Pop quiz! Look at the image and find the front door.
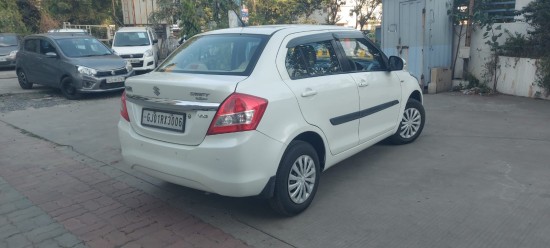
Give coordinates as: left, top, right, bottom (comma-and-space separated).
336, 37, 402, 143
279, 35, 360, 155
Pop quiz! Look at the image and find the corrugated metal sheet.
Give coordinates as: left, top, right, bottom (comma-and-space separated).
382, 0, 453, 86
121, 0, 158, 25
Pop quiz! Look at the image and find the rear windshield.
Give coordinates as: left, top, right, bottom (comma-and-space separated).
114, 32, 150, 46
55, 38, 113, 58
157, 34, 268, 76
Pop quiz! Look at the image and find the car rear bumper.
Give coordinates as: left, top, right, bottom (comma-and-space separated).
118, 119, 284, 197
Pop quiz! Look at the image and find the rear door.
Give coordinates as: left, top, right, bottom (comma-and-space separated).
279, 33, 360, 155
335, 36, 402, 143
19, 38, 40, 83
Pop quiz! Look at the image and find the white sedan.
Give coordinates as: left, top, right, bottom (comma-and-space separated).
118, 25, 425, 216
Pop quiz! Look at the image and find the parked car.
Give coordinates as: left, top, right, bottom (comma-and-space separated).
0, 33, 22, 69
112, 27, 159, 73
118, 25, 425, 216
16, 33, 134, 99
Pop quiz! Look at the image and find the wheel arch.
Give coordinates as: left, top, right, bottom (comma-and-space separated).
409, 90, 423, 104
292, 131, 326, 171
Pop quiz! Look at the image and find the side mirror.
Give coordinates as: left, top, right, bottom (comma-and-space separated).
388, 56, 405, 71
153, 39, 158, 44
45, 52, 57, 58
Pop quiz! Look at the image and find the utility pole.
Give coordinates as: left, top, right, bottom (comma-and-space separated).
465, 0, 475, 47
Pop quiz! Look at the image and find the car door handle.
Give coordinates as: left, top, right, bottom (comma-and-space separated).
301, 89, 318, 97
359, 80, 370, 87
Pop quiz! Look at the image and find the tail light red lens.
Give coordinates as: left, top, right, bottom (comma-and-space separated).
207, 93, 268, 135
120, 90, 130, 122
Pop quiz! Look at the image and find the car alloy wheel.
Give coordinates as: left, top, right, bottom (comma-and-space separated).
269, 141, 320, 216
17, 70, 33, 89
288, 155, 317, 204
400, 108, 422, 139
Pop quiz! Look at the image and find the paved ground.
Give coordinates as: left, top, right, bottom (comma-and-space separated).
1, 67, 550, 248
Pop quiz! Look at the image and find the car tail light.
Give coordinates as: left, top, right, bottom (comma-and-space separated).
207, 93, 268, 135
120, 91, 130, 122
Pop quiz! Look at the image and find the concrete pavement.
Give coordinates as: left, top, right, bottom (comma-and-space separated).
1, 70, 550, 248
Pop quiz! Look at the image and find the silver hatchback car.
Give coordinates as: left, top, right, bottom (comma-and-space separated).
16, 33, 134, 99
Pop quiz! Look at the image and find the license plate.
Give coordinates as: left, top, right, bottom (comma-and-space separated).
141, 109, 185, 132
0, 57, 6, 62
127, 59, 140, 63
106, 76, 125, 84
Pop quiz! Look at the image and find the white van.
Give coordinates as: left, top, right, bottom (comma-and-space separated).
112, 27, 159, 72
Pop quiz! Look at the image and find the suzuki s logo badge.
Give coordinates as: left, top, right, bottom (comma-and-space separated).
129, 54, 134, 58
153, 86, 160, 96
111, 70, 116, 75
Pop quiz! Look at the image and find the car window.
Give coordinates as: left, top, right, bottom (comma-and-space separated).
24, 39, 39, 53
157, 34, 267, 76
285, 40, 342, 80
337, 38, 387, 72
40, 39, 57, 55
0, 34, 19, 47
114, 32, 150, 46
55, 38, 112, 58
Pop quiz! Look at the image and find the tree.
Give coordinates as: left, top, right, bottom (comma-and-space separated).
245, 0, 299, 25
324, 0, 346, 25
350, 0, 381, 30
16, 0, 41, 33
42, 0, 115, 25
0, 0, 27, 33
520, 0, 550, 56
295, 0, 324, 22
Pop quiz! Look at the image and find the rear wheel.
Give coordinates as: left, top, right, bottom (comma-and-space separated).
17, 69, 33, 89
60, 77, 82, 100
389, 99, 425, 144
269, 141, 320, 216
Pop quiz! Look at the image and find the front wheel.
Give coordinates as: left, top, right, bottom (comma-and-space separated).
269, 141, 320, 216
60, 77, 82, 100
17, 69, 33, 89
389, 99, 425, 144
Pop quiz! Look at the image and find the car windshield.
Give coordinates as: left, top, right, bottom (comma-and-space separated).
157, 34, 267, 76
114, 32, 150, 46
0, 34, 18, 47
55, 38, 113, 58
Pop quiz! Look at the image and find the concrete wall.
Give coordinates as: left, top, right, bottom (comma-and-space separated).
464, 0, 533, 83
497, 56, 550, 100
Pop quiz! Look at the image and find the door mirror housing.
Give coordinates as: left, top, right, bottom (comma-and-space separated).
388, 56, 405, 71
153, 39, 158, 44
45, 52, 57, 58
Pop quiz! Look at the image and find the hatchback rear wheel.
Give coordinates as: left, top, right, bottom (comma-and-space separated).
17, 69, 33, 89
269, 141, 320, 216
60, 77, 82, 100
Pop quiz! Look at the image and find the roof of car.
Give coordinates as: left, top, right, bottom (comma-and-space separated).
116, 27, 151, 32
203, 25, 358, 36
48, 29, 87, 33
25, 33, 94, 40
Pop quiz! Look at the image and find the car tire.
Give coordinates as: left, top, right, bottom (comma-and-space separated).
60, 77, 82, 100
389, 99, 425, 144
17, 69, 33, 89
269, 141, 320, 216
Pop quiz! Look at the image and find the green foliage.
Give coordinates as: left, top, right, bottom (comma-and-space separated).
520, 0, 550, 57
324, 0, 346, 25
350, 0, 381, 30
245, 0, 300, 25
16, 0, 41, 33
42, 0, 116, 25
536, 57, 550, 97
0, 0, 27, 33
